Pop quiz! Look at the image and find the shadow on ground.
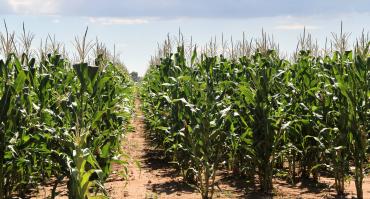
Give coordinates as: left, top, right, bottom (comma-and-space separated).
141, 144, 197, 195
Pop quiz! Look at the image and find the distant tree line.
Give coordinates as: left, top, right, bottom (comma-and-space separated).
130, 71, 142, 82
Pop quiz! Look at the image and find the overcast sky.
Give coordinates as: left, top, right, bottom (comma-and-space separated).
0, 0, 369, 75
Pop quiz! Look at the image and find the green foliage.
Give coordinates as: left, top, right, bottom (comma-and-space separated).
0, 51, 133, 198
141, 39, 370, 198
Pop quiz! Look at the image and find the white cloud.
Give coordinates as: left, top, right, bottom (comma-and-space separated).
275, 23, 319, 30
7, 0, 59, 15
88, 17, 155, 25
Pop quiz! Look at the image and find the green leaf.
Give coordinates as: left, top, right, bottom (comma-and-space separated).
100, 143, 111, 158
14, 70, 27, 93
191, 47, 197, 66
81, 169, 96, 189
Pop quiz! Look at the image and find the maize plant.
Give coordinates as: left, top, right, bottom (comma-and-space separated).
142, 46, 233, 198
0, 27, 133, 198
142, 32, 369, 198
238, 50, 287, 193
325, 48, 369, 198
278, 50, 325, 183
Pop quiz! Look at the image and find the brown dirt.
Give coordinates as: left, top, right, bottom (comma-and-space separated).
106, 98, 203, 198
30, 98, 370, 199
272, 176, 370, 199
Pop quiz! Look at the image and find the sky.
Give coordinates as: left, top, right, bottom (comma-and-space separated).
0, 0, 369, 75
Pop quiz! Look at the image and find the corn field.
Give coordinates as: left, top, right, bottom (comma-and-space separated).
0, 25, 134, 198
141, 30, 370, 199
0, 21, 369, 199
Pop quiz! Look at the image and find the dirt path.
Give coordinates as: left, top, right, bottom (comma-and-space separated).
106, 98, 201, 199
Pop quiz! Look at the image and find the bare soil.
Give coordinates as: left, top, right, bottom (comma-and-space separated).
107, 98, 217, 198
31, 98, 370, 199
